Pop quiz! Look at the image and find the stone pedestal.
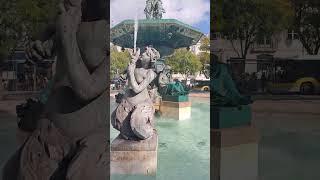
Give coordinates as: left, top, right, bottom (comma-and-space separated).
211, 126, 259, 180
111, 131, 158, 175
211, 105, 251, 129
159, 101, 191, 120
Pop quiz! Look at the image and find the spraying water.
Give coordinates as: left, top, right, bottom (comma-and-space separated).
134, 14, 139, 53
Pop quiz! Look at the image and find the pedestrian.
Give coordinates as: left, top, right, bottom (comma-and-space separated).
261, 72, 266, 92
257, 70, 262, 92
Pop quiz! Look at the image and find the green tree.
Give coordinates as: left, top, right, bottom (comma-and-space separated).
0, 0, 59, 60
110, 47, 130, 78
214, 0, 292, 59
199, 36, 210, 52
166, 48, 202, 79
198, 52, 210, 78
198, 36, 210, 78
290, 0, 320, 55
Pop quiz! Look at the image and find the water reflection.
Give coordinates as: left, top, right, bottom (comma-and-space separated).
110, 97, 210, 180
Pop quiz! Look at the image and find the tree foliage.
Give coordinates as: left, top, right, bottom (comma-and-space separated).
290, 0, 320, 55
0, 0, 59, 60
166, 48, 202, 79
110, 47, 130, 78
198, 36, 210, 78
214, 0, 292, 59
199, 36, 210, 52
198, 52, 210, 66
198, 52, 210, 78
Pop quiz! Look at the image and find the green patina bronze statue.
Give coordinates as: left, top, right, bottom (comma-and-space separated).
211, 60, 252, 107
161, 81, 189, 96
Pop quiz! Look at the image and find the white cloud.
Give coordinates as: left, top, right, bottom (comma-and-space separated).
110, 0, 210, 27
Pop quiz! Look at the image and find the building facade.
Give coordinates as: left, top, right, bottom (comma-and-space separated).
211, 30, 314, 73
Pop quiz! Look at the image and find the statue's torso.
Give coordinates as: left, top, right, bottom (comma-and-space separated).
125, 68, 154, 105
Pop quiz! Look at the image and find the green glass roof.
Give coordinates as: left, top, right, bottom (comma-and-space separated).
110, 19, 203, 51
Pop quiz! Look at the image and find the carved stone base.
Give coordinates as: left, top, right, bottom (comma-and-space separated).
162, 95, 189, 102
211, 126, 259, 180
111, 131, 158, 176
211, 105, 252, 129
159, 101, 191, 120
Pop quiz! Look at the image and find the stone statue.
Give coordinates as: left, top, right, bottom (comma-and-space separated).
111, 46, 159, 140
144, 0, 166, 19
3, 0, 109, 179
114, 54, 171, 107
211, 59, 252, 107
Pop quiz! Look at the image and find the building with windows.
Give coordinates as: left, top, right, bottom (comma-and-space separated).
211, 30, 310, 73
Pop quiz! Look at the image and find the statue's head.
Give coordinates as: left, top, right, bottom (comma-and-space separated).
138, 46, 160, 69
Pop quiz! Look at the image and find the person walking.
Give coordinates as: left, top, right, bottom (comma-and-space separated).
261, 72, 267, 93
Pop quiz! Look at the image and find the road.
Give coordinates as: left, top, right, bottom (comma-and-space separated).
251, 99, 320, 180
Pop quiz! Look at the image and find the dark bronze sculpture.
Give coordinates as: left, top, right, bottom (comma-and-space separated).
161, 81, 189, 96
211, 59, 252, 106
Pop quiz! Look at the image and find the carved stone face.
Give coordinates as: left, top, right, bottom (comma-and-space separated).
138, 47, 160, 69
139, 48, 152, 69
77, 20, 108, 71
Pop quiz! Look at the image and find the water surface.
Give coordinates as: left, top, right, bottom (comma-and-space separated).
110, 97, 210, 180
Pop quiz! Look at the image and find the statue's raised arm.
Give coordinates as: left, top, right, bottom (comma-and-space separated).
57, 0, 108, 101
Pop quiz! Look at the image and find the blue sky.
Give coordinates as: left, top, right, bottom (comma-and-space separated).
111, 0, 210, 34
194, 10, 210, 34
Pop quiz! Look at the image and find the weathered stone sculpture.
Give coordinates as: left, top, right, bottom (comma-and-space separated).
111, 46, 159, 140
3, 0, 109, 179
144, 0, 166, 19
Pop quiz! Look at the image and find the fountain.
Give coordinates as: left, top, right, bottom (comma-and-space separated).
110, 0, 204, 176
111, 0, 203, 121
134, 14, 138, 53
